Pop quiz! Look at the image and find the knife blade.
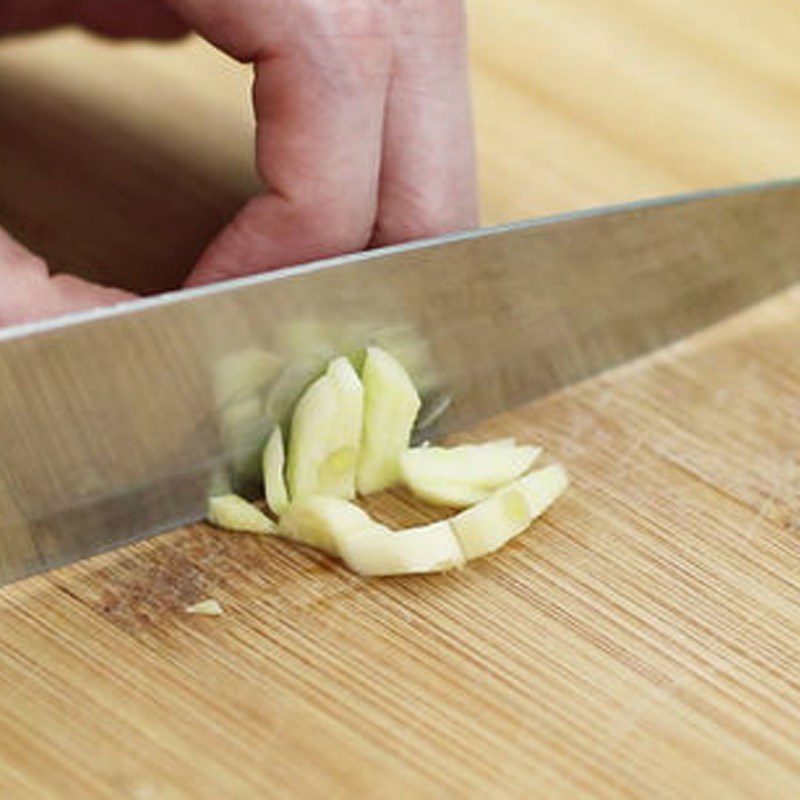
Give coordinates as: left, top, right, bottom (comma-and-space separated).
1, 178, 799, 585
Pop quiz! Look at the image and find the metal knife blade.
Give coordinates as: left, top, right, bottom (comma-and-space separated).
1, 179, 799, 585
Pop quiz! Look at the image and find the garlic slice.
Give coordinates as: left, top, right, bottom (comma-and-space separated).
339, 520, 465, 577
263, 427, 290, 517
400, 481, 493, 509
357, 347, 421, 495
400, 440, 541, 507
278, 496, 464, 576
207, 494, 276, 535
286, 356, 364, 501
451, 465, 569, 559
278, 495, 383, 555
186, 599, 224, 616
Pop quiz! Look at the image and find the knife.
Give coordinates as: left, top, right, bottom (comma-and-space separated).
1, 178, 798, 586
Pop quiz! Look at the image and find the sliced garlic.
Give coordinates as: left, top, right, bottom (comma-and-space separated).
286, 356, 364, 501
207, 494, 276, 535
518, 464, 570, 516
263, 427, 289, 517
451, 464, 569, 559
400, 440, 541, 507
357, 347, 421, 495
401, 480, 492, 509
278, 495, 384, 555
186, 599, 223, 616
339, 520, 465, 577
277, 496, 463, 576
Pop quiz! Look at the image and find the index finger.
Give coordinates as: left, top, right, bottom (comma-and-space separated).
171, 1, 393, 286
371, 0, 479, 247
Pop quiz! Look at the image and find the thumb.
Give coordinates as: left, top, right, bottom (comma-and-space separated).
0, 230, 135, 328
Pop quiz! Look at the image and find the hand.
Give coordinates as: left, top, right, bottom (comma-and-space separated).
0, 0, 478, 327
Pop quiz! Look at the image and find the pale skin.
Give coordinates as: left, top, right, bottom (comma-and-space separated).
0, 0, 478, 327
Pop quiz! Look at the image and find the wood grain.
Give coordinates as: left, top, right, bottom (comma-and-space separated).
1, 2, 800, 797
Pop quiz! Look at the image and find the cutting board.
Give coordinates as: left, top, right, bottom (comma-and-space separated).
2, 2, 800, 798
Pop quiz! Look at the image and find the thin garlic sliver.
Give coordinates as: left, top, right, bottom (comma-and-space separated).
263, 427, 289, 517
207, 494, 276, 535
186, 599, 224, 616
357, 347, 421, 495
400, 441, 541, 507
286, 357, 363, 501
451, 465, 569, 560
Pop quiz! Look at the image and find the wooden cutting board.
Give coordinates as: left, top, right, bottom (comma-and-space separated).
1, 2, 800, 797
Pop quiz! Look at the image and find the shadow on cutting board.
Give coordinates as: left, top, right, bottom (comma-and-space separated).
0, 64, 258, 295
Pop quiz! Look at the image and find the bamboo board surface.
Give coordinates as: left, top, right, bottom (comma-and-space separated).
1, 2, 800, 797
